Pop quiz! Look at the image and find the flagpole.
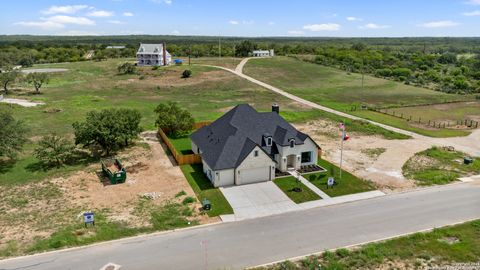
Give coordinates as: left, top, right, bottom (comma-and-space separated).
340, 121, 345, 180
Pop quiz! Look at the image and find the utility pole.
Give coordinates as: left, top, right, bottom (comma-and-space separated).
233, 44, 236, 67
218, 36, 221, 63
361, 57, 365, 89
339, 121, 345, 180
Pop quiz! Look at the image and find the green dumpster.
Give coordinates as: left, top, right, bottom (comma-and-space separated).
101, 158, 127, 184
202, 198, 211, 211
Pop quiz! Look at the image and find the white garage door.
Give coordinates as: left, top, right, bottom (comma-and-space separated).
238, 167, 270, 185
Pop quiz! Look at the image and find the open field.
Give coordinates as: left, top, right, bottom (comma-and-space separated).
403, 147, 480, 186
253, 219, 480, 270
0, 58, 327, 186
243, 57, 478, 137
181, 56, 244, 70
0, 137, 213, 258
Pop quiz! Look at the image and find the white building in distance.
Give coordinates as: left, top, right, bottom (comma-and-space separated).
136, 43, 172, 66
252, 49, 275, 57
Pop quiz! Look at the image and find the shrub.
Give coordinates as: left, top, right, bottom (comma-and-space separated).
117, 62, 137, 74
175, 190, 187, 197
181, 69, 192, 78
154, 101, 194, 137
0, 110, 28, 159
34, 134, 75, 167
182, 196, 196, 205
73, 108, 142, 155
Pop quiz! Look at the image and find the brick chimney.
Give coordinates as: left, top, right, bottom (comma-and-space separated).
162, 42, 167, 66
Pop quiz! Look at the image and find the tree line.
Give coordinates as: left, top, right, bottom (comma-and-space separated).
302, 43, 480, 94
2, 36, 480, 66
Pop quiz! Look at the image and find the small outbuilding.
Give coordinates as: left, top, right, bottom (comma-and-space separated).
252, 49, 275, 57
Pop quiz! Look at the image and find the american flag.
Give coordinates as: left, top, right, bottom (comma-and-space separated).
339, 123, 350, 141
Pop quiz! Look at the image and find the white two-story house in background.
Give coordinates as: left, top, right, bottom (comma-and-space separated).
136, 43, 172, 66
190, 104, 321, 187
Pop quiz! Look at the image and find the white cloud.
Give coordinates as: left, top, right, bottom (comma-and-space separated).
151, 0, 172, 4
466, 0, 480, 5
42, 5, 89, 15
16, 15, 96, 30
268, 21, 275, 25
359, 23, 390, 29
303, 23, 340, 31
123, 12, 134, 17
107, 20, 125, 24
463, 10, 480, 16
14, 20, 65, 30
418, 20, 460, 28
346, 16, 362, 21
56, 30, 100, 36
229, 20, 254, 25
87, 10, 114, 17
171, 30, 180, 35
287, 30, 305, 35
47, 15, 96, 26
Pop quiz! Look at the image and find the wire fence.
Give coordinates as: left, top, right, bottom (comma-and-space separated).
368, 107, 479, 129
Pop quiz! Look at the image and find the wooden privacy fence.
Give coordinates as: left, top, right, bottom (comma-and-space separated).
158, 122, 212, 166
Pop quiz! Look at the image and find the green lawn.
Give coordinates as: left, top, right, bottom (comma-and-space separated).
168, 135, 193, 155
304, 159, 375, 197
403, 147, 480, 186
273, 176, 321, 203
244, 57, 476, 137
180, 164, 233, 217
253, 219, 480, 270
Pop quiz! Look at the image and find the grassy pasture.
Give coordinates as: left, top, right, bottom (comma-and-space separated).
1, 58, 326, 186
402, 147, 480, 186
243, 57, 477, 137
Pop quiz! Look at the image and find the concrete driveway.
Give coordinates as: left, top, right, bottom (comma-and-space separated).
220, 181, 300, 220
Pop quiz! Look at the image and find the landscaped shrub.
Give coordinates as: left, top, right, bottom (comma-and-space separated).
182, 69, 192, 78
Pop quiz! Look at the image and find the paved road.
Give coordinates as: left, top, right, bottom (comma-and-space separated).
1, 182, 479, 270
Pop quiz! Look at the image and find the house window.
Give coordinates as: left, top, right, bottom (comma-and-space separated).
254, 150, 259, 157
289, 139, 295, 148
301, 151, 312, 163
266, 137, 272, 147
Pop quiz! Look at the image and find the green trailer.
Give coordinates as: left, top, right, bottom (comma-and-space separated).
101, 158, 127, 184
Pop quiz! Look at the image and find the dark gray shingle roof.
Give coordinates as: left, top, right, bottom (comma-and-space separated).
190, 104, 317, 170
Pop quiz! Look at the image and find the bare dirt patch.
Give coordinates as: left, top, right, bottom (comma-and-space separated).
295, 120, 423, 191
0, 132, 217, 250
57, 131, 216, 226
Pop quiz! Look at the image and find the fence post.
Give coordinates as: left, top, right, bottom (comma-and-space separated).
418, 117, 421, 124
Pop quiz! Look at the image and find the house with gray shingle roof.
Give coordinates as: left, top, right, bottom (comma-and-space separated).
190, 104, 320, 187
136, 43, 172, 66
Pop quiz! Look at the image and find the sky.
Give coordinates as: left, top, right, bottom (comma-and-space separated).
1, 0, 480, 37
